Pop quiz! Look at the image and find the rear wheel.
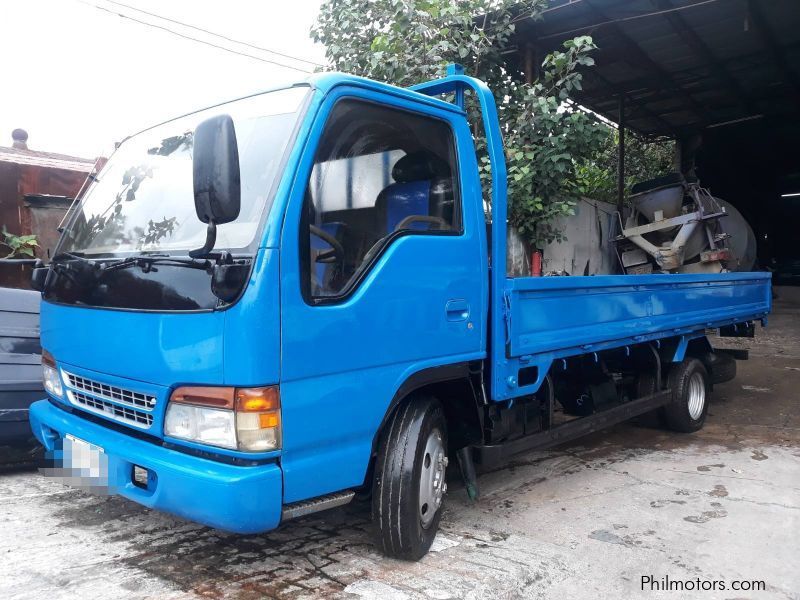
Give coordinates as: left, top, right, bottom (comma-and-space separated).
633, 369, 666, 426
372, 397, 447, 560
701, 351, 737, 385
635, 370, 659, 399
663, 358, 709, 432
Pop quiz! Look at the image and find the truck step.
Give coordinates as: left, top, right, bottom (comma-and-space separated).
281, 490, 356, 521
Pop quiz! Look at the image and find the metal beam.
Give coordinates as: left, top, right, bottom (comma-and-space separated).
582, 84, 792, 120
474, 389, 672, 466
582, 0, 713, 124
575, 40, 800, 106
656, 0, 758, 115
617, 94, 626, 214
747, 0, 800, 96
583, 69, 676, 132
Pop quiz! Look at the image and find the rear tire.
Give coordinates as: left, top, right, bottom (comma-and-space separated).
635, 370, 659, 399
633, 370, 667, 427
663, 358, 709, 433
701, 351, 737, 385
372, 397, 448, 560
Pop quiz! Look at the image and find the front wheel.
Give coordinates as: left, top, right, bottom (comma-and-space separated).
663, 358, 710, 432
372, 397, 448, 560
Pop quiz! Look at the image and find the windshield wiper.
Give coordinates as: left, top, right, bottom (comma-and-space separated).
52, 251, 240, 275
49, 252, 104, 284
102, 254, 212, 273
52, 251, 96, 265
51, 251, 102, 273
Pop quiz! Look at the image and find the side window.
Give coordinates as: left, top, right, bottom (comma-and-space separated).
301, 99, 461, 301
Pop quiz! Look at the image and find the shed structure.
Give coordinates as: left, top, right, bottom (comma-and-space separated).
508, 0, 800, 274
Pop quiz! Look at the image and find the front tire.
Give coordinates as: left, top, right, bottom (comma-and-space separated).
372, 397, 448, 560
663, 358, 710, 432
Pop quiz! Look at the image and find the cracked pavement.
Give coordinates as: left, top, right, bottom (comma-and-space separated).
1, 292, 799, 600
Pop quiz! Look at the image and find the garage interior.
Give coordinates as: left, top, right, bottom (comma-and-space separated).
509, 0, 800, 281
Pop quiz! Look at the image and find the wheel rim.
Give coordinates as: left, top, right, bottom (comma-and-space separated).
418, 428, 447, 529
687, 371, 706, 420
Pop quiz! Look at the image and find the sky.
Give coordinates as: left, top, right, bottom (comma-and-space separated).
0, 0, 325, 159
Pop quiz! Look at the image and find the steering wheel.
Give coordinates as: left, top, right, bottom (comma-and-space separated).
394, 215, 448, 232
309, 224, 345, 263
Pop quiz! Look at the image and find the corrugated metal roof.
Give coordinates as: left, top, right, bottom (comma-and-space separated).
510, 0, 800, 137
0, 146, 96, 172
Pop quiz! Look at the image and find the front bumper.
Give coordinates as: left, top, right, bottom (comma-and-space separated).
29, 400, 283, 534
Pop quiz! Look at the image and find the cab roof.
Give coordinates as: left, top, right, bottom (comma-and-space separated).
304, 71, 466, 116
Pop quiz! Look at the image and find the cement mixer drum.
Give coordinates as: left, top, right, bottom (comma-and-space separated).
715, 197, 757, 271
615, 174, 734, 274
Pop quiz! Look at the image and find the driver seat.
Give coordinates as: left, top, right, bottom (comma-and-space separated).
375, 151, 453, 235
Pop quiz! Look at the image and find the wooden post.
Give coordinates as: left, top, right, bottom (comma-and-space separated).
617, 95, 626, 214
523, 43, 537, 85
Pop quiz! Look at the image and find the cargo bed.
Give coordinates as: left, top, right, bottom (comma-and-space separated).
492, 271, 772, 400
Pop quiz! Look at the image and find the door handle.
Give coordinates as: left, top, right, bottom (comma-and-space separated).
445, 299, 470, 322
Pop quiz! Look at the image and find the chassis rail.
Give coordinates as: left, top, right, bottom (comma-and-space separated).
473, 389, 671, 467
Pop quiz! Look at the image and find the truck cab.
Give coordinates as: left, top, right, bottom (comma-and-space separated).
30, 72, 488, 551
28, 70, 771, 560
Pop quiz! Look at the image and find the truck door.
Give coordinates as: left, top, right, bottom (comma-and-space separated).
278, 89, 487, 503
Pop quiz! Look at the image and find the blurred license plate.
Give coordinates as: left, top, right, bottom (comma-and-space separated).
64, 434, 105, 479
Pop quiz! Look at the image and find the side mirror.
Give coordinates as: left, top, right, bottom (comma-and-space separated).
30, 259, 48, 292
190, 114, 241, 257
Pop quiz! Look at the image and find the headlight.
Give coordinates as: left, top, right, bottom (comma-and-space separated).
42, 350, 63, 397
164, 403, 237, 449
164, 385, 281, 452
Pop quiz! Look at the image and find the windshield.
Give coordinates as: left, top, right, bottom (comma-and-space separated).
58, 86, 309, 257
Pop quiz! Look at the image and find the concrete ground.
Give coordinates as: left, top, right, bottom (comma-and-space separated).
2, 291, 798, 600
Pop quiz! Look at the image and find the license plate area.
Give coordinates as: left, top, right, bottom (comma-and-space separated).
59, 434, 109, 487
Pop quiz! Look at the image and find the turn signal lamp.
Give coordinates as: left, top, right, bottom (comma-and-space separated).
235, 387, 281, 452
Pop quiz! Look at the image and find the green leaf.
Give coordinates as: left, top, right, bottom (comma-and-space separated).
313, 0, 609, 248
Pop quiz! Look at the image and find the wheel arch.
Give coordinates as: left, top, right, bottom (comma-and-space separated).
362, 361, 484, 488
685, 337, 738, 386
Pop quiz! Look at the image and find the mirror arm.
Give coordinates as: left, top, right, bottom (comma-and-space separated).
189, 219, 217, 258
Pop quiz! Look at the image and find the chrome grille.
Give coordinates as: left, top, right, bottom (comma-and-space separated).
70, 390, 154, 427
63, 371, 156, 410
61, 370, 157, 430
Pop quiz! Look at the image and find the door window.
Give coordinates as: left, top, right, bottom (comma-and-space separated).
301, 99, 461, 301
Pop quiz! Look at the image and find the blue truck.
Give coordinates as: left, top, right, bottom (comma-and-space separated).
28, 68, 770, 559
